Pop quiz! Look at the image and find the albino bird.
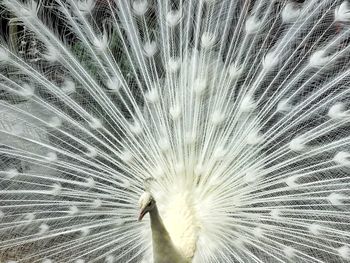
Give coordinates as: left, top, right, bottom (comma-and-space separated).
0, 0, 350, 262
138, 191, 197, 263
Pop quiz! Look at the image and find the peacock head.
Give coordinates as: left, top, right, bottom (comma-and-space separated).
138, 191, 156, 221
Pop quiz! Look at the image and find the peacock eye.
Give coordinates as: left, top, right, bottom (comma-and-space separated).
147, 202, 152, 207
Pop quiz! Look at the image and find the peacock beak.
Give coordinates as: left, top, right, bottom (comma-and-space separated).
138, 209, 146, 221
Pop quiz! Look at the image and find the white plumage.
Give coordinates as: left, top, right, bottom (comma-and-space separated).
0, 0, 350, 262
138, 189, 199, 262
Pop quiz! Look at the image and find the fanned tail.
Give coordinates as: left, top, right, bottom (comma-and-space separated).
0, 0, 349, 262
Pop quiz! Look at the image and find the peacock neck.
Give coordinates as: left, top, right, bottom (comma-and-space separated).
149, 205, 168, 237
149, 205, 187, 263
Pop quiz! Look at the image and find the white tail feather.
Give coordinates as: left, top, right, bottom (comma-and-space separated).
0, 0, 349, 262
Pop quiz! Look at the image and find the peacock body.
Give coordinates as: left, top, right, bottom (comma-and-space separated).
0, 0, 350, 262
